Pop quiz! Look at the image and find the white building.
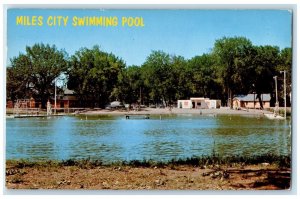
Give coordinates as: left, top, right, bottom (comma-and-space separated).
177, 97, 221, 109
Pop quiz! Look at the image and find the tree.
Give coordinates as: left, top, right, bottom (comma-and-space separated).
67, 45, 125, 108
112, 65, 143, 105
250, 45, 280, 109
276, 47, 292, 106
187, 54, 222, 99
8, 43, 68, 108
7, 56, 31, 102
170, 55, 190, 100
142, 51, 179, 106
213, 36, 253, 108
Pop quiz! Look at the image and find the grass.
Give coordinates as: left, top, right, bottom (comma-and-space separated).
6, 153, 291, 169
122, 153, 290, 168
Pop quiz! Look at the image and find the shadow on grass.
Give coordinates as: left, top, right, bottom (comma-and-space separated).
225, 168, 291, 190
252, 170, 291, 189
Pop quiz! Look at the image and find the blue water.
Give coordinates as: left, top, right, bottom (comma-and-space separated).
6, 114, 291, 162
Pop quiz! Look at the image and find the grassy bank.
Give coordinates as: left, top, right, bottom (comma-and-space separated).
7, 153, 290, 169
6, 154, 291, 190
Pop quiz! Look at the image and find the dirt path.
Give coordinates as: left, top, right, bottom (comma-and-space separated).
6, 164, 290, 190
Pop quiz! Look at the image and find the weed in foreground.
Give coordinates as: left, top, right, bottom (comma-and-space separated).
6, 153, 291, 169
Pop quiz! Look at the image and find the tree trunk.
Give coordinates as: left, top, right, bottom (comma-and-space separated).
41, 95, 47, 109
229, 89, 233, 109
256, 93, 264, 110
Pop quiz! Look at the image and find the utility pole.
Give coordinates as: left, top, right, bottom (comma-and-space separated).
273, 76, 279, 115
280, 70, 286, 119
54, 78, 57, 115
253, 92, 255, 109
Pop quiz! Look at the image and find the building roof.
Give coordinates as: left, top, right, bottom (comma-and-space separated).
234, 93, 271, 102
190, 97, 210, 100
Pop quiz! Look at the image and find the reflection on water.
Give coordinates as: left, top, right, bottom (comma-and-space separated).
6, 114, 291, 162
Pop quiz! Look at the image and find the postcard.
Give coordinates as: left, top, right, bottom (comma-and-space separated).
5, 7, 292, 191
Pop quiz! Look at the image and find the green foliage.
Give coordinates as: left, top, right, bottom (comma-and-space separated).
7, 38, 292, 108
8, 43, 67, 108
141, 50, 172, 105
187, 54, 222, 100
112, 65, 143, 105
140, 51, 191, 106
213, 36, 254, 108
67, 45, 125, 107
276, 47, 292, 105
249, 46, 280, 108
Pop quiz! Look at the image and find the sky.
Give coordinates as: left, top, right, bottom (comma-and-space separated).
6, 9, 292, 66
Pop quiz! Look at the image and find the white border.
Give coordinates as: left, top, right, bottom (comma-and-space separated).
1, 1, 299, 199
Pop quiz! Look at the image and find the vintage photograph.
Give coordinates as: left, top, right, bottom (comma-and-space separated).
5, 8, 292, 190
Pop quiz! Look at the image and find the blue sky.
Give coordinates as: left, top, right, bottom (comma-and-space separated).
7, 9, 292, 66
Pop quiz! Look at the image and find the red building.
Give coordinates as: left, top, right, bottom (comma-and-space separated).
7, 88, 79, 109
52, 88, 79, 108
